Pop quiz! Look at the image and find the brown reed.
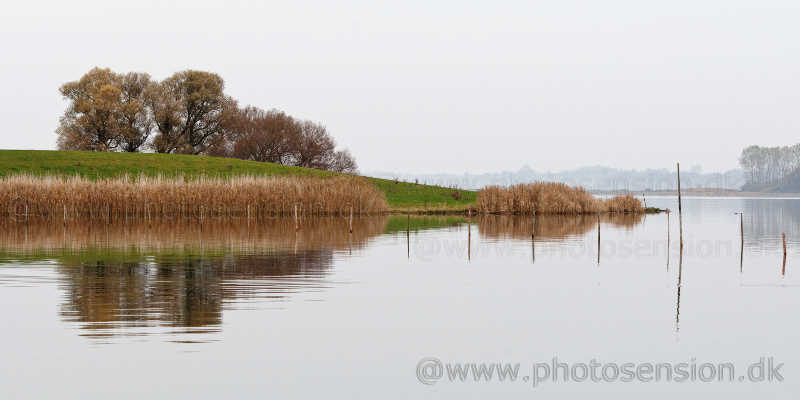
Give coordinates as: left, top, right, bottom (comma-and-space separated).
475, 182, 644, 214
0, 175, 388, 221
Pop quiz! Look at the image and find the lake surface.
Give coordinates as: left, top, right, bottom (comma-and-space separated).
1, 197, 799, 398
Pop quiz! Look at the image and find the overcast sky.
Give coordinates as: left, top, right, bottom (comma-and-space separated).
1, 0, 798, 173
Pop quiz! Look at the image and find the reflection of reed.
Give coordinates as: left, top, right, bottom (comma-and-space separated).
0, 217, 388, 259
477, 214, 644, 241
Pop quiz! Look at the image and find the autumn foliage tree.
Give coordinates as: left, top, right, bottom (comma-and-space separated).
57, 67, 358, 173
57, 68, 128, 151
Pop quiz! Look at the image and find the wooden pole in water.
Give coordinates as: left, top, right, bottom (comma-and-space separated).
739, 212, 744, 273
532, 210, 536, 263
349, 205, 353, 233
407, 208, 410, 258
677, 162, 683, 249
295, 204, 299, 231
782, 233, 787, 276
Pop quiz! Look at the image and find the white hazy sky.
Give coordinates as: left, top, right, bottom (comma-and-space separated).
1, 0, 798, 173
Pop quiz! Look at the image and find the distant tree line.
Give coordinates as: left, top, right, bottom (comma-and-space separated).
739, 144, 800, 185
56, 67, 357, 173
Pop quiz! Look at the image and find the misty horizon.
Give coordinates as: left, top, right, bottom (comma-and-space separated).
3, 1, 799, 174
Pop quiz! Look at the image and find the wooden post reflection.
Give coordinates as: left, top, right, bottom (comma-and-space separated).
677, 162, 684, 249
467, 217, 471, 262
666, 210, 670, 271
737, 212, 744, 273
349, 205, 353, 234
675, 244, 683, 332
407, 208, 410, 259
596, 214, 600, 265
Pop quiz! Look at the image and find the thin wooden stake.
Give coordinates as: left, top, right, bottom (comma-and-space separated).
782, 232, 787, 276
295, 204, 299, 231
532, 210, 536, 263
349, 205, 353, 233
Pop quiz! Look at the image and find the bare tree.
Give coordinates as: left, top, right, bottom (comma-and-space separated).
740, 143, 800, 186
55, 68, 360, 171
148, 70, 236, 155
329, 149, 358, 173
225, 106, 299, 163
290, 120, 336, 170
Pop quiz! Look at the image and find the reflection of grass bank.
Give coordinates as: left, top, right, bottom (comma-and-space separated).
383, 216, 467, 234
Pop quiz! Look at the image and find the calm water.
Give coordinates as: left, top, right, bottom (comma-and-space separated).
1, 198, 799, 398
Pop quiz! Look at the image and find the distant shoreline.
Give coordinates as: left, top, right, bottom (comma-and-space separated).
593, 189, 800, 198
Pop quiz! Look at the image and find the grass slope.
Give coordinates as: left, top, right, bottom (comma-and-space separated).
0, 150, 475, 209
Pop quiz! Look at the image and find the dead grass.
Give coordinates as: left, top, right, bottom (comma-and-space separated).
0, 174, 387, 221
476, 182, 643, 214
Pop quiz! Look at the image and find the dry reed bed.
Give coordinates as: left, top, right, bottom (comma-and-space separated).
0, 217, 389, 257
476, 182, 643, 214
0, 175, 388, 221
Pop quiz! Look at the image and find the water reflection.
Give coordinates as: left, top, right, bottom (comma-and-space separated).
476, 213, 644, 241
0, 218, 387, 343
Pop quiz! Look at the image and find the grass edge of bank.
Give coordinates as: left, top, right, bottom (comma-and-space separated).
0, 149, 476, 210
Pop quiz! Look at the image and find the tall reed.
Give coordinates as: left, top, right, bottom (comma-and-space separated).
0, 175, 387, 221
476, 182, 643, 214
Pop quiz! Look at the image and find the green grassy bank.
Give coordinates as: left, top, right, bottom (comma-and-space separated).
0, 150, 476, 210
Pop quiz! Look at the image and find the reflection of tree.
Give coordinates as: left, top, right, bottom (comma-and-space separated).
0, 218, 387, 342
477, 214, 644, 241
743, 199, 800, 251
57, 249, 337, 340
